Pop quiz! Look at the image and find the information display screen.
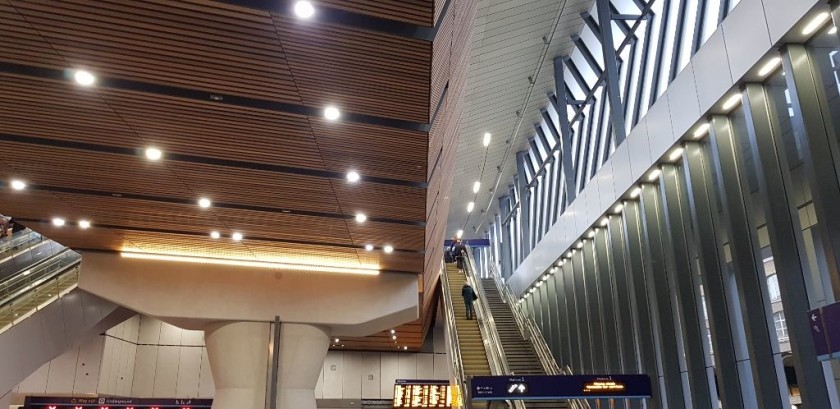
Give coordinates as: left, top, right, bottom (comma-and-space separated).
392, 379, 452, 408
25, 397, 212, 409
471, 374, 651, 401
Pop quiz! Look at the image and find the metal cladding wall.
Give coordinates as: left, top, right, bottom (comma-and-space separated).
485, 0, 840, 408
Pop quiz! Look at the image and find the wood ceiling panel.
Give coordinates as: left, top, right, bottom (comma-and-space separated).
316, 0, 434, 26
345, 222, 425, 250
0, 1, 68, 68
0, 74, 140, 147
271, 14, 431, 123
99, 90, 326, 170
330, 183, 425, 222
8, 0, 302, 103
308, 119, 428, 182
210, 208, 353, 245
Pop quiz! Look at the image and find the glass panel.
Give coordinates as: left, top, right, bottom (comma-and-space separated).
702, 0, 723, 43
679, 0, 701, 70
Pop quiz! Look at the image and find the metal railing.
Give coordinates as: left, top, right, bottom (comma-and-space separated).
439, 262, 469, 408
488, 263, 591, 409
0, 229, 45, 262
0, 249, 82, 332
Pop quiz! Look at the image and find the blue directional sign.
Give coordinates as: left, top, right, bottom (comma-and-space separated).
823, 302, 840, 359
471, 374, 652, 401
809, 308, 831, 361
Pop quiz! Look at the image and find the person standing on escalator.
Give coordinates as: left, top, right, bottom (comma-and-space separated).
461, 282, 478, 320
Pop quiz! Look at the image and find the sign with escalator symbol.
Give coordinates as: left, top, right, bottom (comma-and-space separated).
506, 383, 528, 394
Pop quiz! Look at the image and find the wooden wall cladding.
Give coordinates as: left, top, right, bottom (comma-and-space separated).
0, 0, 477, 351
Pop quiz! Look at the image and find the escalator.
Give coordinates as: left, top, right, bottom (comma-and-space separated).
444, 264, 492, 378
0, 230, 133, 399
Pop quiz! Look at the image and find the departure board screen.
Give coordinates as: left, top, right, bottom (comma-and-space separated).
392, 380, 452, 408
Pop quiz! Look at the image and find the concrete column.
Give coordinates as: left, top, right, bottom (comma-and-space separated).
205, 322, 270, 409
276, 323, 330, 409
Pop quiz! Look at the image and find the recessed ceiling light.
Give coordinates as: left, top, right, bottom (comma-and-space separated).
613, 203, 624, 213
294, 0, 315, 19
390, 329, 396, 334
722, 94, 741, 111
231, 232, 243, 241
576, 241, 583, 249
73, 70, 96, 86
346, 170, 360, 183
52, 218, 66, 227
10, 180, 26, 191
669, 147, 684, 161
803, 12, 831, 36
467, 202, 475, 212
456, 229, 464, 239
472, 181, 481, 193
600, 217, 608, 227
334, 338, 340, 343
630, 186, 642, 198
566, 251, 572, 258
364, 244, 374, 251
383, 245, 394, 254
647, 169, 662, 181
210, 231, 221, 239
324, 106, 341, 121
145, 147, 163, 161
758, 57, 782, 77
403, 346, 408, 351
391, 335, 397, 340
536, 281, 542, 287
830, 26, 838, 35
693, 123, 710, 139
587, 230, 595, 238
78, 220, 91, 229
355, 213, 367, 223
483, 132, 492, 147
198, 197, 212, 208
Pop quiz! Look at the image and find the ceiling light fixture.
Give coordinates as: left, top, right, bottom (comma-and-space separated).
403, 346, 408, 351
830, 26, 838, 35
669, 147, 684, 161
587, 230, 595, 238
467, 202, 475, 212
334, 338, 340, 343
600, 217, 608, 227
10, 180, 26, 191
647, 169, 661, 181
630, 187, 642, 198
364, 244, 374, 251
145, 147, 163, 161
346, 170, 360, 183
803, 12, 831, 36
456, 229, 464, 239
324, 106, 341, 121
120, 252, 381, 275
210, 231, 221, 239
52, 218, 65, 227
576, 241, 583, 249
693, 123, 710, 139
390, 329, 396, 334
472, 181, 481, 193
613, 203, 624, 213
231, 232, 243, 241
483, 132, 492, 147
294, 0, 315, 19
536, 281, 543, 288
198, 197, 212, 208
355, 213, 367, 223
391, 335, 397, 340
73, 70, 96, 86
758, 57, 782, 77
383, 245, 394, 254
722, 94, 741, 111
78, 220, 91, 229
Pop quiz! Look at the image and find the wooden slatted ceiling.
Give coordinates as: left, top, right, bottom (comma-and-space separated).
317, 0, 434, 26
272, 15, 432, 123
0, 0, 478, 351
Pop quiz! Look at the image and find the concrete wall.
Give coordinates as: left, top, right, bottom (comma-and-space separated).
10, 315, 450, 403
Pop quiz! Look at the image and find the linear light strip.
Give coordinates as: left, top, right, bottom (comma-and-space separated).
120, 252, 380, 276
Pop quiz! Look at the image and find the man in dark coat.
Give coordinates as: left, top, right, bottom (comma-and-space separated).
461, 282, 477, 320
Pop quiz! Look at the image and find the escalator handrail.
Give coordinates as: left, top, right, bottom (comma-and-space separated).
0, 249, 81, 309
439, 262, 469, 407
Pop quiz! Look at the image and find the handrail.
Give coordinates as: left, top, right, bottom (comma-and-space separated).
0, 249, 81, 308
0, 230, 45, 262
488, 263, 591, 409
438, 262, 469, 408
